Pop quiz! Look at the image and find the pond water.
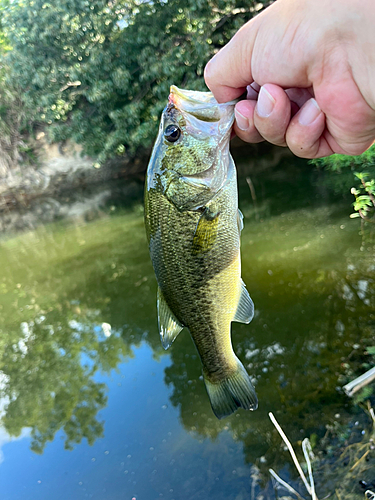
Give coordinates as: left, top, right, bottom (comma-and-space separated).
0, 156, 374, 499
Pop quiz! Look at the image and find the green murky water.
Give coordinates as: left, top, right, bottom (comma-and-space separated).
0, 159, 374, 499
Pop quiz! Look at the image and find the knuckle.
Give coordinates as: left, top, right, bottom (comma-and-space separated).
235, 127, 264, 144
254, 113, 289, 147
339, 143, 369, 156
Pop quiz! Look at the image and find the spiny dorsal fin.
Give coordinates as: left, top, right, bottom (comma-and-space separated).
157, 287, 183, 349
233, 280, 254, 324
192, 204, 220, 255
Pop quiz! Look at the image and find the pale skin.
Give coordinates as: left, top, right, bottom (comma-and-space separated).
204, 0, 375, 159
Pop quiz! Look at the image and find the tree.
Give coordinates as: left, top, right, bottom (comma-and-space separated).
1, 0, 269, 163
0, 0, 30, 175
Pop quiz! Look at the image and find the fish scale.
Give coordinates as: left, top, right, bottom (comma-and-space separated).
145, 85, 258, 419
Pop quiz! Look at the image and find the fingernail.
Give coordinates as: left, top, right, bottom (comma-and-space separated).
247, 82, 260, 99
298, 98, 321, 126
257, 86, 275, 117
235, 109, 249, 131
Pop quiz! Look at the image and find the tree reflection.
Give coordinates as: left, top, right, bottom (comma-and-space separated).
0, 204, 374, 477
0, 213, 158, 453
164, 247, 375, 472
0, 306, 133, 453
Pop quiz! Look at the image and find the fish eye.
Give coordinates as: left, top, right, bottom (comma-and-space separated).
164, 124, 181, 143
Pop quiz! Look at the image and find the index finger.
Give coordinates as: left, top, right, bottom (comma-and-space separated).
204, 20, 258, 103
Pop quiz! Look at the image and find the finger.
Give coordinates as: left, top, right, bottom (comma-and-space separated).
313, 78, 375, 156
285, 98, 332, 158
285, 87, 314, 116
233, 99, 264, 143
253, 84, 291, 147
246, 82, 260, 100
204, 0, 312, 104
204, 20, 259, 102
322, 129, 374, 156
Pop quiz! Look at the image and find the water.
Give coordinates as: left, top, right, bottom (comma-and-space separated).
0, 158, 374, 499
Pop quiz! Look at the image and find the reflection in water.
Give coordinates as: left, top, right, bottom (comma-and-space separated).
164, 203, 375, 470
0, 426, 30, 464
0, 214, 154, 456
0, 165, 374, 498
1, 311, 122, 453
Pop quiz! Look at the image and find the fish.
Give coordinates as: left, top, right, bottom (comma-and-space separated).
144, 85, 258, 419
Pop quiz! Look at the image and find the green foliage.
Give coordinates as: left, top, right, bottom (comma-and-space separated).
350, 172, 375, 221
0, 72, 30, 174
314, 145, 375, 172
352, 385, 373, 405
0, 0, 11, 53
1, 0, 269, 163
0, 0, 31, 173
312, 145, 375, 222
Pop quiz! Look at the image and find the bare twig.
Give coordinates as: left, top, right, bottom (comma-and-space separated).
370, 407, 375, 426
269, 412, 312, 496
302, 438, 317, 500
358, 209, 375, 223
343, 366, 375, 396
349, 449, 371, 472
269, 468, 306, 500
246, 176, 257, 202
246, 176, 259, 220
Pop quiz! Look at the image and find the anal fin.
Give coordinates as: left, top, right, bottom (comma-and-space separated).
233, 279, 254, 324
157, 287, 183, 349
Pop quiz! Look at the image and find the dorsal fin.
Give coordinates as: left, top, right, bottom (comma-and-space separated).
233, 280, 254, 324
157, 287, 184, 349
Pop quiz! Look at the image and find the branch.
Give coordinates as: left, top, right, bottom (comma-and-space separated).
358, 209, 375, 223
343, 366, 375, 397
269, 412, 312, 496
361, 177, 375, 207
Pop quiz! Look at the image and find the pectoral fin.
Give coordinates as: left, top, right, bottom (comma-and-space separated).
233, 280, 254, 324
157, 287, 183, 349
192, 205, 220, 255
237, 209, 244, 233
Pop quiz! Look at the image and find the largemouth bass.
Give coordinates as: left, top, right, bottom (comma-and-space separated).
144, 86, 258, 419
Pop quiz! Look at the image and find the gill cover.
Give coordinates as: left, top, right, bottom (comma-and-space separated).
146, 86, 237, 211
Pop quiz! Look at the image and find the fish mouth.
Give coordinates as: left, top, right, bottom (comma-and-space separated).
168, 85, 237, 126
168, 86, 222, 123
169, 85, 217, 107
169, 85, 238, 107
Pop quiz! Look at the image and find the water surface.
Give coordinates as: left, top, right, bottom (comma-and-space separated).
0, 160, 374, 499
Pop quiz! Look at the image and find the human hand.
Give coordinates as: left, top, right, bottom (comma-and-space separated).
204, 0, 375, 158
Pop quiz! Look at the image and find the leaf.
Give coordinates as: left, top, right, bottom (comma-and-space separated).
1, 0, 269, 161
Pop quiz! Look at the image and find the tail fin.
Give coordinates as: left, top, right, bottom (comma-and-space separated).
203, 358, 258, 419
